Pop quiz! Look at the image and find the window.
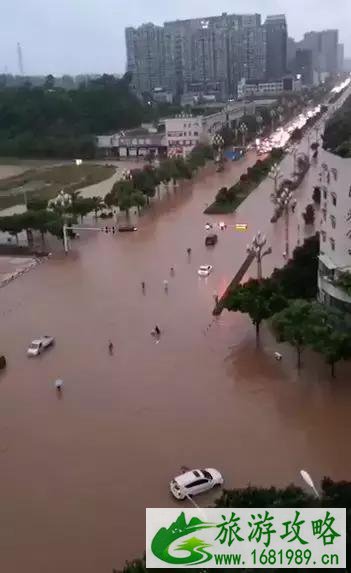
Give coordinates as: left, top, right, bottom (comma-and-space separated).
194, 131, 199, 136
331, 192, 337, 207
323, 188, 327, 200
193, 470, 201, 477
321, 230, 326, 242
202, 469, 212, 480
330, 215, 336, 229
330, 238, 335, 251
186, 479, 208, 488
322, 208, 327, 222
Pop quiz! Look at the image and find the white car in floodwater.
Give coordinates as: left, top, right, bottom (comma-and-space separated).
198, 265, 213, 277
27, 336, 55, 357
170, 468, 224, 500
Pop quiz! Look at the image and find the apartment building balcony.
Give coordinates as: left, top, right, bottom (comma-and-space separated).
318, 254, 351, 312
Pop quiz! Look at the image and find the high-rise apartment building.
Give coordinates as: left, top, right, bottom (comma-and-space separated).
126, 12, 266, 100
320, 30, 339, 75
338, 44, 345, 72
300, 30, 339, 77
125, 23, 165, 94
295, 49, 314, 86
264, 15, 287, 80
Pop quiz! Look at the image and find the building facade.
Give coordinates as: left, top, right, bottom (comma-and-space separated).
126, 12, 267, 100
299, 30, 339, 78
125, 23, 165, 94
295, 49, 314, 86
264, 15, 287, 80
318, 153, 351, 312
237, 76, 300, 99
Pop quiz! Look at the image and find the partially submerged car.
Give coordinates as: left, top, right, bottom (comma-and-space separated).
27, 336, 55, 357
205, 234, 218, 246
198, 265, 213, 277
170, 468, 223, 500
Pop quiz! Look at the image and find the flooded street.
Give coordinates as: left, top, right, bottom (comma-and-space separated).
1, 139, 351, 573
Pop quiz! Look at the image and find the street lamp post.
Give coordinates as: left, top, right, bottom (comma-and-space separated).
246, 231, 272, 280
300, 469, 320, 498
239, 122, 248, 148
277, 187, 293, 259
255, 114, 263, 136
270, 108, 277, 132
269, 163, 283, 194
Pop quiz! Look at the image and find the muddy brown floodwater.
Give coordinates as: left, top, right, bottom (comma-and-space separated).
1, 139, 351, 573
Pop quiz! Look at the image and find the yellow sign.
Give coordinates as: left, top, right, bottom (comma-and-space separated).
235, 224, 248, 231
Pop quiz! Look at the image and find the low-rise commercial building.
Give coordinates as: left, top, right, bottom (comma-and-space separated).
237, 76, 301, 99
96, 128, 167, 158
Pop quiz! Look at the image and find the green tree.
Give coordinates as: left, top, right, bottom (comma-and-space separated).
70, 197, 95, 222
224, 279, 287, 344
131, 191, 146, 213
91, 195, 104, 219
26, 197, 49, 211
305, 304, 351, 378
272, 300, 313, 369
271, 235, 319, 299
44, 74, 55, 90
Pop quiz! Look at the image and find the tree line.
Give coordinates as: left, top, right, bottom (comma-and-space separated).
0, 74, 151, 158
105, 144, 214, 215
223, 235, 351, 377
0, 145, 214, 246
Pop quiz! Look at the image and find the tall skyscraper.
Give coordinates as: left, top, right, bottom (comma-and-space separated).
240, 15, 266, 81
125, 23, 165, 94
295, 49, 314, 85
320, 30, 338, 75
287, 37, 297, 71
126, 12, 269, 99
300, 30, 339, 76
338, 44, 345, 72
264, 15, 287, 80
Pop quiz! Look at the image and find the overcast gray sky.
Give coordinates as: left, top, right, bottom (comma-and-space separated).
1, 0, 350, 75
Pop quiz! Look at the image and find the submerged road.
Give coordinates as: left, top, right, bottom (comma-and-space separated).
0, 133, 351, 572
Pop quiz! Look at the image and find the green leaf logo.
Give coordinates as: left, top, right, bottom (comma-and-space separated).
151, 512, 215, 565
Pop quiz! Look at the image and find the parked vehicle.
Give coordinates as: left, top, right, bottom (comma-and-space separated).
27, 336, 55, 357
118, 225, 137, 232
205, 234, 218, 246
198, 265, 213, 277
170, 468, 223, 500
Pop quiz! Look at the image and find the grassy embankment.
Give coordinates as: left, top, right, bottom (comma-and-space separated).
0, 164, 115, 210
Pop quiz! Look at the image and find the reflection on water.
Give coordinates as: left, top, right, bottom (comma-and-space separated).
0, 148, 350, 573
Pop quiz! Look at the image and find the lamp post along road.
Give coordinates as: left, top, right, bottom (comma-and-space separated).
277, 188, 294, 259
300, 469, 320, 498
269, 163, 283, 194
